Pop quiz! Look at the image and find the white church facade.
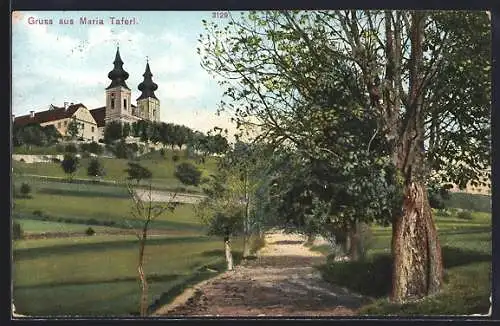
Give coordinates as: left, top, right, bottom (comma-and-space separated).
14, 47, 161, 142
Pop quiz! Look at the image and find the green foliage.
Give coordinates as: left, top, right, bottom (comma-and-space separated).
206, 207, 244, 237
20, 182, 31, 198
457, 210, 473, 220
104, 121, 124, 144
13, 221, 24, 240
41, 125, 62, 145
64, 144, 78, 154
60, 154, 79, 180
427, 180, 453, 209
174, 162, 202, 186
122, 123, 131, 139
124, 162, 152, 184
66, 119, 80, 140
80, 142, 103, 155
444, 192, 491, 213
85, 227, 96, 236
13, 123, 49, 147
111, 141, 138, 159
87, 158, 105, 177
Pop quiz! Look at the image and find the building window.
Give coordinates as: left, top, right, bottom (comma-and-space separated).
91, 126, 95, 132
111, 98, 115, 109
64, 121, 68, 126
124, 99, 127, 110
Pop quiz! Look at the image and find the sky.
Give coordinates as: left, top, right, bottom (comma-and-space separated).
11, 11, 238, 136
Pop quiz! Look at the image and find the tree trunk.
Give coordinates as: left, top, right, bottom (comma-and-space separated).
387, 11, 443, 302
242, 234, 251, 258
224, 236, 234, 271
348, 225, 359, 262
243, 171, 251, 259
391, 180, 443, 302
348, 221, 364, 261
138, 233, 148, 316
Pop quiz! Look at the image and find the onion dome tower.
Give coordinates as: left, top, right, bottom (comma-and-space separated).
105, 46, 132, 123
136, 58, 160, 122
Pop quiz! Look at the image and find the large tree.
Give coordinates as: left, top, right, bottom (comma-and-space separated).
198, 10, 490, 302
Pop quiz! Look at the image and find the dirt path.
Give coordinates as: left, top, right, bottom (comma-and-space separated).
153, 231, 371, 317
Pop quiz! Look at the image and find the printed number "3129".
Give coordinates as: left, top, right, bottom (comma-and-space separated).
212, 11, 229, 18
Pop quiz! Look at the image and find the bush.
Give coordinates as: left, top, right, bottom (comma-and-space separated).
457, 210, 473, 220
172, 154, 180, 162
319, 254, 393, 298
174, 162, 202, 186
80, 141, 103, 155
64, 144, 78, 153
32, 210, 44, 217
61, 154, 79, 179
85, 227, 96, 236
86, 218, 99, 225
87, 158, 105, 177
51, 157, 61, 163
19, 182, 31, 198
444, 192, 491, 213
436, 208, 452, 217
159, 148, 166, 157
13, 221, 24, 240
55, 144, 66, 153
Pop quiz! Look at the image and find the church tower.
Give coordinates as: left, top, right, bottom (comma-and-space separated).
105, 46, 132, 124
136, 60, 160, 122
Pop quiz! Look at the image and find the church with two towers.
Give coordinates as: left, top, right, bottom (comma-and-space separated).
13, 47, 161, 142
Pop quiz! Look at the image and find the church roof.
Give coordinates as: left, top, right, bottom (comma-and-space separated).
137, 62, 158, 101
90, 105, 138, 127
106, 47, 130, 90
14, 103, 84, 127
89, 107, 106, 127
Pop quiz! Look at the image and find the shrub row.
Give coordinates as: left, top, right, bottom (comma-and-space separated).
30, 210, 119, 227
444, 192, 491, 213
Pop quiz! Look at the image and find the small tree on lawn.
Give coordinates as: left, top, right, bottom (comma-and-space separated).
125, 162, 152, 185
66, 118, 80, 141
87, 158, 105, 177
174, 162, 202, 187
126, 159, 202, 316
61, 154, 79, 181
19, 182, 31, 198
196, 172, 244, 271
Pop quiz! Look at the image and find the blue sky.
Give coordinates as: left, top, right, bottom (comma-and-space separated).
12, 11, 237, 135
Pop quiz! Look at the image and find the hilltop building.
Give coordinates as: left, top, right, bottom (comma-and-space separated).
13, 47, 160, 142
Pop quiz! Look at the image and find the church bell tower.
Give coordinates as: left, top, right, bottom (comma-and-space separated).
105, 46, 132, 124
136, 59, 160, 122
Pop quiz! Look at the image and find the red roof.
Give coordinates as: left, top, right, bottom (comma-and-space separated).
89, 107, 106, 127
14, 103, 85, 127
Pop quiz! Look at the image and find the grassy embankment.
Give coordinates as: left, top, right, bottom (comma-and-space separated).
11, 151, 240, 316
311, 196, 491, 316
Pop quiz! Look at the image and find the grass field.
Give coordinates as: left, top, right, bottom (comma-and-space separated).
16, 219, 119, 235
13, 192, 203, 232
312, 210, 491, 315
13, 235, 243, 316
12, 150, 217, 191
